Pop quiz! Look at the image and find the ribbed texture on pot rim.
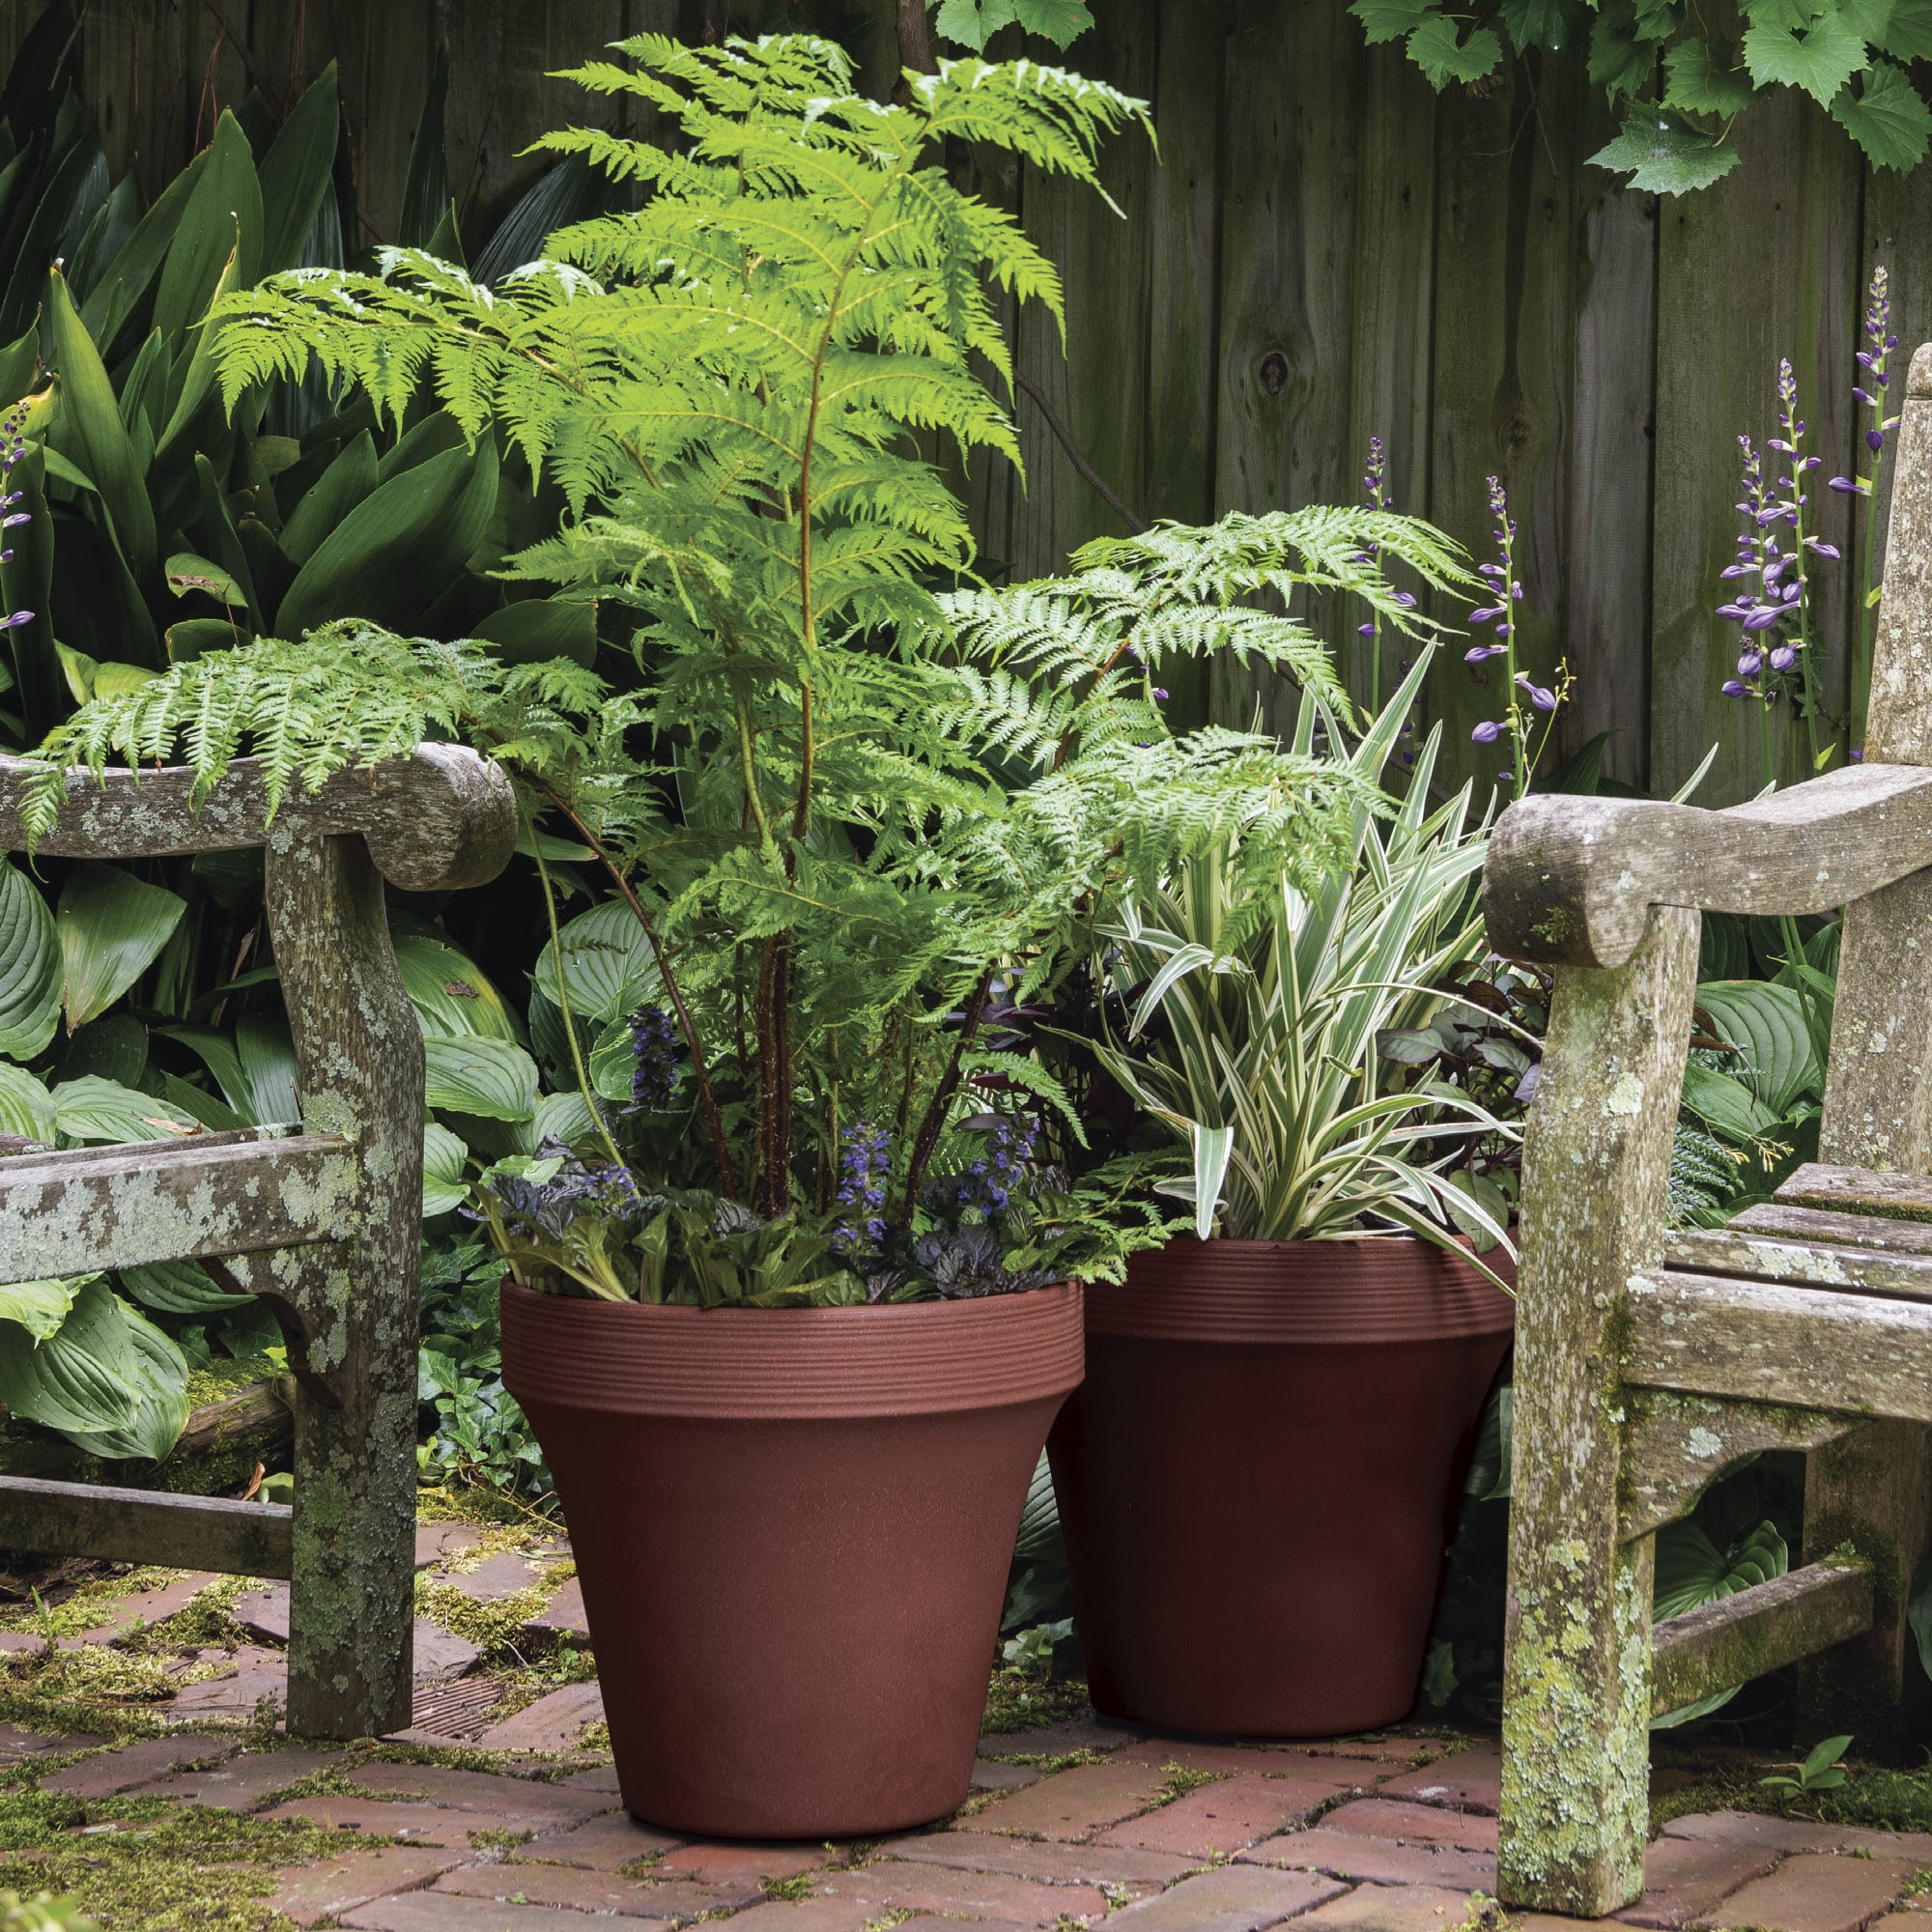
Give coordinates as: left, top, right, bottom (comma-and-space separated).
501, 1278, 1084, 1419
1083, 1236, 1515, 1346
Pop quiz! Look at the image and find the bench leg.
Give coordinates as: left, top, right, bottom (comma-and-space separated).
1496, 905, 1699, 1917
270, 831, 422, 1740
1799, 1422, 1932, 1757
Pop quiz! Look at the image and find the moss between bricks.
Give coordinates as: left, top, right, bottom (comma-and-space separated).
980, 1668, 1089, 1736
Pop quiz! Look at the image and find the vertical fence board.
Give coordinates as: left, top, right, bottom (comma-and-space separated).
1651, 95, 1861, 802
1208, 0, 1363, 737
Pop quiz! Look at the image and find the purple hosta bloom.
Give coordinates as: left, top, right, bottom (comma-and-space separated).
832, 1121, 891, 1255
1465, 477, 1522, 663
0, 401, 29, 631
626, 1003, 681, 1112
1833, 267, 1902, 495
1515, 673, 1556, 713
1769, 644, 1796, 670
1471, 719, 1502, 744
1364, 436, 1388, 511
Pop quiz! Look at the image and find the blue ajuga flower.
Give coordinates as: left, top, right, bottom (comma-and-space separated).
626, 1003, 682, 1111
831, 1121, 891, 1255
486, 1139, 643, 1237
938, 1113, 1039, 1215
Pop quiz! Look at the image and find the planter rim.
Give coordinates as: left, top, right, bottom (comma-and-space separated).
1085, 1233, 1515, 1346
500, 1276, 1084, 1420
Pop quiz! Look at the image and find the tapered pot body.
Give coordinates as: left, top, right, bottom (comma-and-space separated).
500, 1279, 1084, 1838
1048, 1236, 1513, 1737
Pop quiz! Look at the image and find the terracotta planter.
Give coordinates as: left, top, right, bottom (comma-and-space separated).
1047, 1236, 1513, 1737
499, 1279, 1083, 1838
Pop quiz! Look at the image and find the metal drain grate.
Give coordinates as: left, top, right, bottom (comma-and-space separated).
409, 1674, 502, 1740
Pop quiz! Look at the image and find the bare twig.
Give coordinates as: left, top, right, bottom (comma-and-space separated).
1014, 373, 1149, 534
202, 0, 278, 111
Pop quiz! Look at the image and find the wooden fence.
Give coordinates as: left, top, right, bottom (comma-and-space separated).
9, 0, 1931, 804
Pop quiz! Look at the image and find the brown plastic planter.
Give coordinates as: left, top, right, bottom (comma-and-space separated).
500, 1279, 1083, 1838
1048, 1236, 1512, 1737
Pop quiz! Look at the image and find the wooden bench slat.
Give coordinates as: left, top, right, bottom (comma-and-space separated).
1651, 1560, 1873, 1717
0, 1473, 291, 1577
0, 1135, 357, 1280
1664, 1226, 1932, 1299
1774, 1163, 1932, 1221
1728, 1201, 1932, 1256
1627, 1270, 1932, 1420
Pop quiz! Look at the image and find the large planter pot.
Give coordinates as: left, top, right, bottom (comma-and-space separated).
1047, 1236, 1513, 1737
500, 1278, 1084, 1838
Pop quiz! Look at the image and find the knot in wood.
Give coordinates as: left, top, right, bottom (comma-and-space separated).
1258, 351, 1289, 398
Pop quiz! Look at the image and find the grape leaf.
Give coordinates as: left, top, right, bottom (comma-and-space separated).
1634, 0, 1686, 41
1832, 58, 1932, 170
1744, 8, 1869, 105
1880, 0, 1932, 61
1500, 0, 1569, 51
1355, 0, 1437, 44
933, 0, 1017, 48
1744, 0, 1831, 31
1013, 0, 1094, 44
1588, 113, 1746, 189
1838, 0, 1894, 43
1590, 1, 1659, 98
1407, 14, 1506, 82
1664, 37, 1756, 113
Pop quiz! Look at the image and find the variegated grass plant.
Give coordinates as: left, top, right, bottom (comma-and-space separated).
1088, 652, 1519, 1276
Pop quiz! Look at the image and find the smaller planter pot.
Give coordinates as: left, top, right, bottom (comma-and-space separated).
500, 1279, 1083, 1839
1048, 1236, 1513, 1738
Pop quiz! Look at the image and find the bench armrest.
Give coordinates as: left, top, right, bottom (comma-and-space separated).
1483, 763, 1932, 969
0, 745, 516, 894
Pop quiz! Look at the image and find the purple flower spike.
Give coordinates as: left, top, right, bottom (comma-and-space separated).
1471, 720, 1502, 743
1721, 679, 1747, 696
1769, 644, 1796, 670
1805, 539, 1841, 558
0, 609, 31, 629
1464, 643, 1505, 664
1468, 607, 1504, 624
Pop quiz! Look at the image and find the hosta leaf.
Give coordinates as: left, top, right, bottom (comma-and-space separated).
0, 1064, 55, 1143
0, 1276, 138, 1438
0, 858, 60, 1060
1743, 7, 1869, 103
118, 1259, 252, 1316
60, 1012, 148, 1089
1680, 1059, 1780, 1141
0, 1277, 79, 1342
1406, 14, 1506, 81
533, 1090, 601, 1149
52, 1074, 199, 1145
1832, 59, 1932, 171
1653, 1517, 1788, 1725
393, 921, 524, 1041
1695, 979, 1820, 1115
423, 1121, 469, 1217
236, 1013, 300, 1126
1588, 114, 1743, 190
63, 1298, 189, 1462
532, 897, 661, 1026
55, 863, 187, 1030
588, 1017, 637, 1105
423, 1035, 539, 1122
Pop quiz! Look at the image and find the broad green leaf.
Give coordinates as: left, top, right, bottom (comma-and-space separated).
47, 265, 157, 580
256, 63, 340, 276
1590, 0, 1661, 97
0, 1064, 55, 1142
0, 1277, 79, 1341
59, 1012, 148, 1089
1406, 15, 1506, 81
276, 435, 499, 637
423, 1121, 469, 1216
165, 550, 248, 607
1832, 59, 1932, 170
155, 237, 242, 454
66, 173, 142, 310
157, 1024, 251, 1118
1743, 7, 1869, 101
392, 919, 525, 1041
63, 1298, 189, 1462
532, 896, 661, 1025
0, 858, 60, 1060
1500, 0, 1569, 47
166, 616, 247, 662
1680, 1059, 1780, 1140
0, 123, 107, 343
1663, 38, 1757, 113
398, 47, 450, 251
533, 1090, 600, 1149
154, 111, 261, 346
119, 1259, 253, 1315
1587, 115, 1744, 190
55, 863, 187, 1030
1696, 979, 1821, 1115
1013, 0, 1094, 43
935, 0, 1018, 44
1652, 1517, 1787, 1725
423, 1034, 539, 1122
79, 146, 206, 349
471, 596, 598, 668
51, 1074, 198, 1145
278, 428, 377, 567
0, 1276, 138, 1438
236, 1013, 300, 1125
1352, 0, 1435, 40
156, 1068, 245, 1132
1882, 0, 1932, 58
588, 1016, 636, 1104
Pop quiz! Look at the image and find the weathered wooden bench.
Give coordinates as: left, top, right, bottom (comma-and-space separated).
1482, 343, 1932, 1915
0, 746, 514, 1738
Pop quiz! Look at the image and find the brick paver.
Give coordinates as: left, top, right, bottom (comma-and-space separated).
1299, 1883, 1496, 1931
136, 1746, 339, 1809
511, 1809, 682, 1869
1098, 1775, 1345, 1856
432, 1861, 736, 1916
71, 1571, 217, 1643
811, 1855, 1115, 1924
1378, 1747, 1502, 1813
655, 1839, 830, 1885
889, 1827, 1194, 1889
263, 1795, 552, 1845
1117, 1741, 1382, 1787
1689, 1850, 1920, 1932
473, 1680, 606, 1751
1618, 1834, 1780, 1929
526, 1577, 589, 1641
445, 1549, 548, 1603
1241, 1828, 1497, 1891
1106, 1863, 1348, 1931
1662, 1810, 1932, 1863
231, 1582, 291, 1644
343, 1761, 606, 1824
1320, 1799, 1499, 1852
270, 1847, 470, 1927
40, 1733, 234, 1796
414, 1521, 484, 1568
967, 1755, 1172, 1837
343, 1896, 583, 1931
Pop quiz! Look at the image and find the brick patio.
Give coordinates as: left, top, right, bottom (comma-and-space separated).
4, 1528, 1927, 1931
